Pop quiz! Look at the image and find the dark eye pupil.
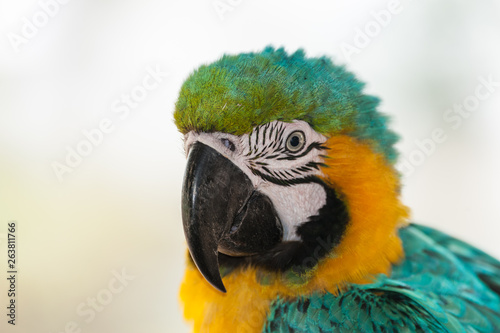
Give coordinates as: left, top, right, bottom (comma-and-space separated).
285, 131, 305, 152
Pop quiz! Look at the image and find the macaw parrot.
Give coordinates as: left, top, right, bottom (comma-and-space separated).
173, 47, 500, 332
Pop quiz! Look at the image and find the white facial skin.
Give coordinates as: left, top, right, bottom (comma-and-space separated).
184, 120, 328, 241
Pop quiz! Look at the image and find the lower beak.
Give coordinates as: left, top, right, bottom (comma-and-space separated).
181, 142, 282, 292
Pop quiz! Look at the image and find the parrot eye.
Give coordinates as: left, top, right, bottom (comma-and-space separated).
285, 131, 305, 152
221, 138, 236, 152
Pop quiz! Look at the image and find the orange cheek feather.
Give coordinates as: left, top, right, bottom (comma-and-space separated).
179, 135, 409, 332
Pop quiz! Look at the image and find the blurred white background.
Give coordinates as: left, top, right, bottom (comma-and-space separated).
0, 0, 499, 332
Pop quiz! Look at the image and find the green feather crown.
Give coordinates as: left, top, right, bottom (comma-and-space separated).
174, 46, 399, 163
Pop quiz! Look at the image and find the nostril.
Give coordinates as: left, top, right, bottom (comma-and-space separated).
221, 138, 236, 152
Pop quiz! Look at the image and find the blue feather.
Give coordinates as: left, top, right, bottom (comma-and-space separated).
264, 224, 500, 332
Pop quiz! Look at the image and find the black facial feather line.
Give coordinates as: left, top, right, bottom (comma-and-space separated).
244, 123, 327, 185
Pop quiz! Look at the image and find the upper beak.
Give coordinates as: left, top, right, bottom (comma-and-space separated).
181, 142, 282, 292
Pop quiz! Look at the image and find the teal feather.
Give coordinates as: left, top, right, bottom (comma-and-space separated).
174, 46, 399, 163
264, 224, 500, 332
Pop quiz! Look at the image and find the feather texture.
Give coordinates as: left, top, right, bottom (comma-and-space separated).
264, 224, 500, 332
174, 46, 399, 163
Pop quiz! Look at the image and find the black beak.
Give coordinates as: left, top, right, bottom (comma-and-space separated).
181, 142, 283, 292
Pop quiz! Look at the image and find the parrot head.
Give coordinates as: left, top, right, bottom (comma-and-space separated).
174, 46, 408, 293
